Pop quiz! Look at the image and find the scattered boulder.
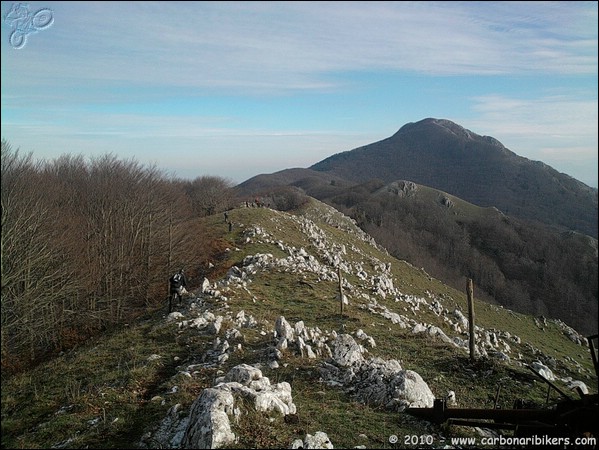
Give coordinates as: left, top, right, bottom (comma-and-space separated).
321, 334, 435, 411
275, 316, 294, 341
440, 196, 454, 208
331, 334, 364, 367
531, 361, 555, 381
141, 358, 299, 448
290, 431, 334, 449
182, 388, 236, 449
446, 390, 457, 406
565, 379, 589, 395
139, 403, 189, 449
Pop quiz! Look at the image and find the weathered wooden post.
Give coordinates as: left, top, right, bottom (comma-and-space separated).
467, 278, 476, 362
338, 266, 344, 316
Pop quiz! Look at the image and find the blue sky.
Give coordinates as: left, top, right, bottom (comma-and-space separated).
2, 1, 597, 187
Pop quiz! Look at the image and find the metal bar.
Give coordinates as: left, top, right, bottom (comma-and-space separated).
448, 419, 517, 430
588, 335, 598, 380
406, 407, 556, 423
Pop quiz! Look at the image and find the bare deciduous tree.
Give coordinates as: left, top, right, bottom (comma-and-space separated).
184, 176, 235, 217
1, 142, 218, 369
1, 142, 81, 361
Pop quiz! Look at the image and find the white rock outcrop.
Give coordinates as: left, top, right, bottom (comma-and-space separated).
182, 387, 236, 449
320, 334, 435, 411
531, 361, 556, 381
180, 364, 296, 448
290, 431, 334, 449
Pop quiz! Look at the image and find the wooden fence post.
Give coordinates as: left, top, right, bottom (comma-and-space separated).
467, 278, 476, 362
338, 266, 344, 316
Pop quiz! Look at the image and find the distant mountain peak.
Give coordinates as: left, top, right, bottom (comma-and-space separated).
395, 118, 504, 148
396, 117, 465, 132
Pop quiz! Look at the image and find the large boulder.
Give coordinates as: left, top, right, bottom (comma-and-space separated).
181, 363, 297, 448
331, 334, 364, 367
322, 335, 435, 411
181, 387, 236, 449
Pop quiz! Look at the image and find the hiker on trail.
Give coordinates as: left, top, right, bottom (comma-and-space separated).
224, 211, 229, 222
168, 268, 188, 312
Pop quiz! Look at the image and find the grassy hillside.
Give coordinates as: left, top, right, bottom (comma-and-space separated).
2, 199, 596, 449
294, 178, 598, 336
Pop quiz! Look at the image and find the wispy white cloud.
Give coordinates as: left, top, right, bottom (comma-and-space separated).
3, 1, 597, 94
463, 92, 598, 186
468, 93, 597, 140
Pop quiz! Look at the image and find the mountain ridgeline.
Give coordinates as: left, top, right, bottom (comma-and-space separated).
311, 118, 597, 239
235, 118, 598, 336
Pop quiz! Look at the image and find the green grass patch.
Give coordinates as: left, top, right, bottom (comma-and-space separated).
1, 314, 216, 449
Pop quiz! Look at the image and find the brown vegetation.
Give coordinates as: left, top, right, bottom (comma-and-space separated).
0, 141, 236, 372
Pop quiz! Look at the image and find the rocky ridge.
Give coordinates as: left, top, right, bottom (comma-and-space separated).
139, 201, 591, 449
